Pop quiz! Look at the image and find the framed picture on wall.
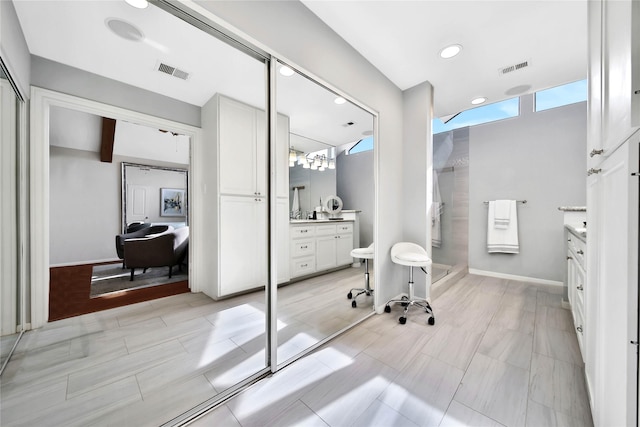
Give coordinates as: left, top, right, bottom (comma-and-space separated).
160, 188, 186, 217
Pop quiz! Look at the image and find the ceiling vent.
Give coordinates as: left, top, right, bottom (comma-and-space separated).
157, 62, 190, 80
499, 60, 530, 75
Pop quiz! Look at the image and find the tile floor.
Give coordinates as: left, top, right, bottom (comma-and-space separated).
192, 274, 593, 427
0, 268, 373, 426
0, 273, 593, 427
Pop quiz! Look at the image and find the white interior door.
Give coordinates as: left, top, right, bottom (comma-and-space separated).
127, 184, 148, 223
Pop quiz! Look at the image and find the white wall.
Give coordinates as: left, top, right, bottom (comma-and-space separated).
402, 81, 434, 299
31, 56, 200, 127
469, 95, 587, 282
0, 0, 30, 98
195, 0, 407, 306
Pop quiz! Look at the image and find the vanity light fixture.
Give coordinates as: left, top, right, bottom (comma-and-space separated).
279, 65, 295, 77
471, 97, 487, 105
439, 44, 462, 59
334, 97, 347, 105
328, 159, 336, 170
289, 147, 297, 167
124, 0, 149, 9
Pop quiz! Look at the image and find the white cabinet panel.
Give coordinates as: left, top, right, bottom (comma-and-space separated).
586, 138, 639, 426
277, 197, 290, 284
336, 234, 354, 266
220, 195, 267, 296
219, 96, 259, 196
316, 235, 338, 271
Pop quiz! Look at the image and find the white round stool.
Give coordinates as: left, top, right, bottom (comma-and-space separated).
348, 243, 374, 308
385, 242, 435, 325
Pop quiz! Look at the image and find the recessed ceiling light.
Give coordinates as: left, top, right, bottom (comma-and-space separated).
439, 44, 462, 59
334, 97, 347, 105
471, 97, 487, 105
106, 18, 144, 42
125, 0, 149, 9
279, 65, 294, 77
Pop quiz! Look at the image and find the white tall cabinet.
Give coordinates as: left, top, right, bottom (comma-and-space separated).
586, 1, 640, 425
201, 94, 290, 299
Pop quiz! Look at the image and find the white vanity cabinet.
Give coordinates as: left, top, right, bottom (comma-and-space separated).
202, 93, 290, 298
566, 228, 586, 360
290, 221, 354, 279
586, 1, 640, 423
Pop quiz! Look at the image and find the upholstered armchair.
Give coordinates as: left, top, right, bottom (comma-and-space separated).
123, 227, 189, 281
115, 225, 173, 265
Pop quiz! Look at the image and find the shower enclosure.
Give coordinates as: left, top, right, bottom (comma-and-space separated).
432, 128, 469, 282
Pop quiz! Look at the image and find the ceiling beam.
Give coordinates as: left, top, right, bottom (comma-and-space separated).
100, 117, 116, 163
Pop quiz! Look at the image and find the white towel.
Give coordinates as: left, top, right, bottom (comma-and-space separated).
487, 200, 519, 253
432, 171, 443, 248
493, 199, 511, 229
292, 188, 300, 219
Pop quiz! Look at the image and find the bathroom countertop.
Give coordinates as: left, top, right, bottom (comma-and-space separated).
557, 206, 587, 212
290, 219, 354, 225
565, 224, 587, 241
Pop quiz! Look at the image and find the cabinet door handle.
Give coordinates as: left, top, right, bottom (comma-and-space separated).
577, 325, 583, 334
577, 285, 584, 291
301, 263, 307, 268
587, 168, 602, 176
577, 250, 584, 255
301, 245, 307, 249
567, 256, 573, 260
590, 149, 604, 157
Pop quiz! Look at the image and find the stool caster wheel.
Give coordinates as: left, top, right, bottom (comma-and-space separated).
347, 292, 353, 299
399, 316, 407, 325
401, 302, 409, 307
428, 317, 435, 325
352, 300, 357, 308
384, 305, 391, 313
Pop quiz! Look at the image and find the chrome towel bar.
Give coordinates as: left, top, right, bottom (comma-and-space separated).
483, 200, 527, 204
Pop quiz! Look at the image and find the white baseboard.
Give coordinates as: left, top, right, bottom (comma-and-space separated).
468, 268, 563, 287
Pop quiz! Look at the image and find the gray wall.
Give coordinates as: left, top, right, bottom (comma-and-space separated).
0, 0, 30, 98
469, 94, 587, 282
337, 149, 374, 247
31, 56, 201, 127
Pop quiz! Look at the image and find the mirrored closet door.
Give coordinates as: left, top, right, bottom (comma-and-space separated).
0, 62, 24, 374
275, 60, 376, 365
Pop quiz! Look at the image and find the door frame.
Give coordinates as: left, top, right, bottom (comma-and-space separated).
29, 86, 202, 329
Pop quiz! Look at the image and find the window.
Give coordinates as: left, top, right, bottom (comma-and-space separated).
534, 79, 587, 112
348, 135, 374, 154
432, 97, 519, 134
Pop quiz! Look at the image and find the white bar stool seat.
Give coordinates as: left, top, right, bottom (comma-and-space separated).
348, 243, 374, 308
385, 242, 435, 325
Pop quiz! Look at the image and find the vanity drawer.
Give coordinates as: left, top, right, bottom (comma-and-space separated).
291, 226, 315, 238
573, 237, 586, 266
291, 256, 315, 277
315, 224, 337, 236
291, 239, 315, 257
336, 223, 353, 234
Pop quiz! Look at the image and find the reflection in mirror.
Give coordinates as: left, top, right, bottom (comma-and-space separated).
48, 107, 191, 297
276, 61, 375, 365
9, 0, 270, 420
0, 62, 23, 374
